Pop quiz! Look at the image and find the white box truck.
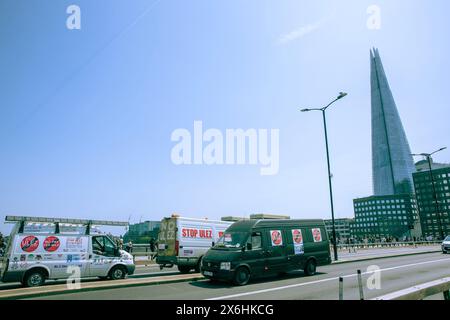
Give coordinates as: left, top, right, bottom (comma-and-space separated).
0, 216, 135, 287
156, 215, 233, 273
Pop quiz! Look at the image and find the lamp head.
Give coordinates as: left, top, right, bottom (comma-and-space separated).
337, 92, 348, 100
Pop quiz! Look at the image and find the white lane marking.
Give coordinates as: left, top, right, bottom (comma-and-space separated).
207, 257, 450, 300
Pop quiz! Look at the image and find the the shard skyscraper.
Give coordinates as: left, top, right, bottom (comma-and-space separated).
370, 48, 416, 196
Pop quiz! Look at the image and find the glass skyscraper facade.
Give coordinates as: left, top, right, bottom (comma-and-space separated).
351, 49, 420, 240
413, 166, 450, 238
370, 48, 416, 196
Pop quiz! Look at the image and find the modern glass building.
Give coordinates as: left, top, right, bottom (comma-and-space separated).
324, 218, 353, 241
413, 165, 450, 239
351, 49, 420, 240
352, 194, 419, 239
370, 48, 416, 196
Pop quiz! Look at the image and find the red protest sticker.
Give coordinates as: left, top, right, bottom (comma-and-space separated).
270, 230, 283, 246
43, 236, 60, 252
312, 228, 322, 242
20, 236, 39, 252
292, 229, 303, 244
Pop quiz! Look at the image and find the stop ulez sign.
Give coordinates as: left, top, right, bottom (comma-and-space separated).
182, 228, 213, 239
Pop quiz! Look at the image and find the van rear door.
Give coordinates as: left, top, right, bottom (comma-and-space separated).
157, 218, 177, 257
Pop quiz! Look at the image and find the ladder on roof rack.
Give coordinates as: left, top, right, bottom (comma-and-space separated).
5, 215, 129, 235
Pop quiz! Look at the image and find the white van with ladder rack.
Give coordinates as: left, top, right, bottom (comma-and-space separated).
0, 216, 135, 287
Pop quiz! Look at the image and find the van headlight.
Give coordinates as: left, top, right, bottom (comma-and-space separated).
220, 262, 231, 271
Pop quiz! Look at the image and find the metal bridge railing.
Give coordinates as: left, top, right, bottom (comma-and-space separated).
333, 241, 441, 252
373, 277, 450, 300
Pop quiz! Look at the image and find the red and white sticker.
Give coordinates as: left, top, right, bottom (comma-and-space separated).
43, 236, 60, 252
270, 230, 283, 246
312, 228, 322, 242
291, 229, 303, 244
20, 236, 39, 252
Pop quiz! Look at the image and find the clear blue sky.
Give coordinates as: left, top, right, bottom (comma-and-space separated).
1, 0, 449, 235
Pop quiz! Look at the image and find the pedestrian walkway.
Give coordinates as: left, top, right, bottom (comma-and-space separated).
333, 245, 441, 263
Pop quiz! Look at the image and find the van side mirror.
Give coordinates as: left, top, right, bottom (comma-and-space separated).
212, 242, 215, 247
246, 243, 252, 251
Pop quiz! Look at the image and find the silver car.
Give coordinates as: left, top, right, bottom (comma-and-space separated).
442, 236, 450, 254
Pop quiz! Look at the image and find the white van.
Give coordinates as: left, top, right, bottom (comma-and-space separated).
0, 216, 135, 287
156, 215, 233, 273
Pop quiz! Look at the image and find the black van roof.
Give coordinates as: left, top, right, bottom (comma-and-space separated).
227, 219, 325, 231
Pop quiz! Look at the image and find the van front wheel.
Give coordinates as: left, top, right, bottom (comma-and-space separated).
109, 266, 127, 280
304, 260, 317, 276
23, 270, 46, 287
233, 267, 250, 286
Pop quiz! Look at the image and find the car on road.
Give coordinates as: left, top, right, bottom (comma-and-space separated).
0, 216, 135, 287
201, 219, 332, 285
442, 236, 450, 254
156, 215, 233, 273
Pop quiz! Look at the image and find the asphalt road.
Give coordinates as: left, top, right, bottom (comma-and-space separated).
0, 264, 177, 290
26, 252, 450, 300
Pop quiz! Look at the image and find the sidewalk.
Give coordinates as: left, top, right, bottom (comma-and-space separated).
332, 245, 441, 264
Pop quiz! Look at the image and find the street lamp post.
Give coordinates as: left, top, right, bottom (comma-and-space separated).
301, 92, 348, 261
412, 147, 447, 240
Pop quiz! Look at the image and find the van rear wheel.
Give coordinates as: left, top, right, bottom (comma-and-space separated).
178, 265, 192, 274
233, 267, 250, 286
304, 260, 317, 276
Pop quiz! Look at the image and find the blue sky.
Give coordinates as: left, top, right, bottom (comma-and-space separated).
1, 0, 449, 235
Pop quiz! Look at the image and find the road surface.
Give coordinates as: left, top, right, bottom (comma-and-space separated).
24, 252, 450, 300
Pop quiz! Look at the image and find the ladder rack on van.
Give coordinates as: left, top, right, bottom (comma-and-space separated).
5, 215, 129, 235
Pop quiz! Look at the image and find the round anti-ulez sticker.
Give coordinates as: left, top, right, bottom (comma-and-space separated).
20, 236, 39, 252
312, 228, 322, 242
292, 229, 303, 244
43, 236, 60, 252
270, 230, 283, 246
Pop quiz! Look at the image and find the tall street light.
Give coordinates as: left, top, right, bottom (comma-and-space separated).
412, 147, 447, 240
300, 92, 348, 261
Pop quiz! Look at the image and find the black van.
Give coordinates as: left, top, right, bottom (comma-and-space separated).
201, 219, 331, 285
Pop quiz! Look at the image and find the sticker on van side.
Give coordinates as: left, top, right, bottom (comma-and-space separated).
270, 230, 283, 246
291, 229, 304, 255
20, 236, 39, 252
43, 236, 60, 252
312, 228, 322, 242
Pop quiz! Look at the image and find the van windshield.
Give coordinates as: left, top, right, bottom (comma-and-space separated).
214, 232, 248, 249
445, 236, 450, 242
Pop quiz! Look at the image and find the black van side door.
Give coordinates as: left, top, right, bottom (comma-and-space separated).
242, 231, 265, 276
285, 227, 307, 270
262, 228, 288, 274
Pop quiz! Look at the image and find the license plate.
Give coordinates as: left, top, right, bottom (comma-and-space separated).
203, 271, 213, 277
158, 244, 166, 250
